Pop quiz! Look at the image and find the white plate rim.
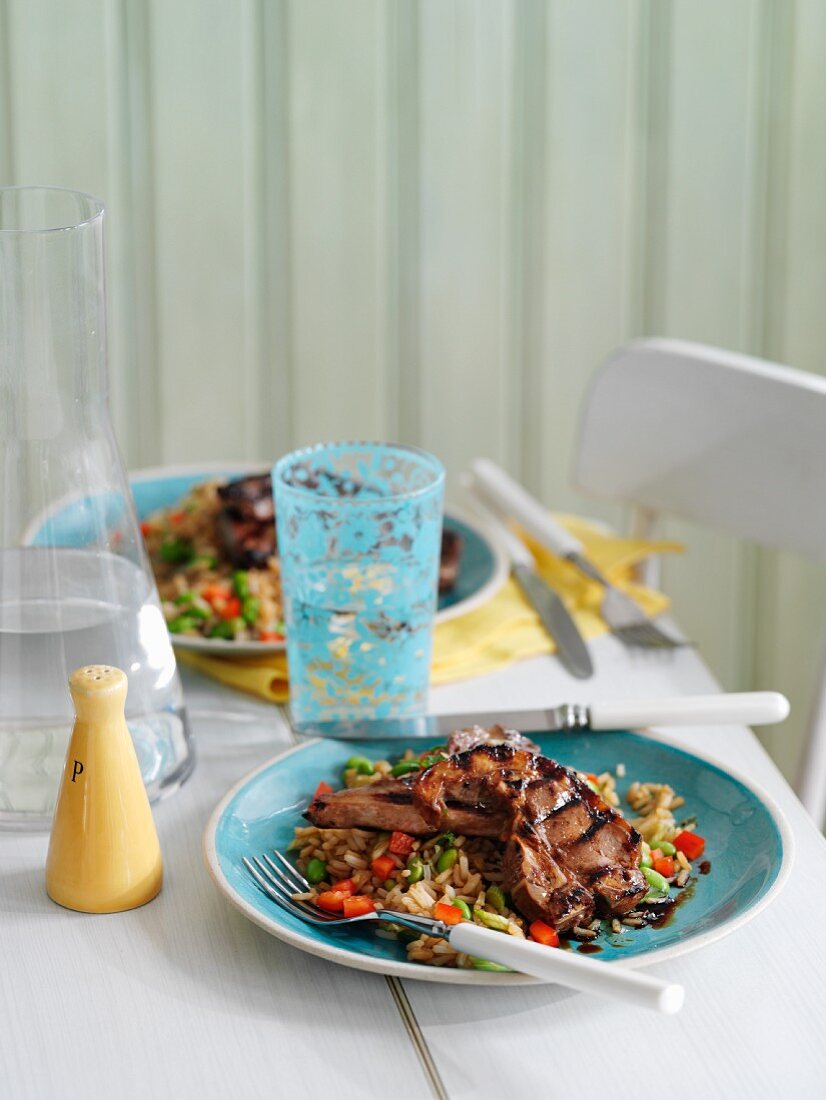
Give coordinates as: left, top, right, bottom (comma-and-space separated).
202, 732, 796, 986
128, 462, 510, 654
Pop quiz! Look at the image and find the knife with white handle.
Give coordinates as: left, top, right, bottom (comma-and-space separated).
471, 456, 586, 560
589, 693, 790, 729
291, 691, 790, 740
461, 475, 594, 679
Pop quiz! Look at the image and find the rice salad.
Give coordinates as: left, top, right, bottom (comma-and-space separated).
141, 480, 285, 643
289, 747, 708, 970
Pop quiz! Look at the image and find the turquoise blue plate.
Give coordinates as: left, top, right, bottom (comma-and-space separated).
204, 730, 793, 984
127, 464, 508, 654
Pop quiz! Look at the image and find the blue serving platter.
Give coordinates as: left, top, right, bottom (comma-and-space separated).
128, 463, 509, 654
204, 729, 793, 985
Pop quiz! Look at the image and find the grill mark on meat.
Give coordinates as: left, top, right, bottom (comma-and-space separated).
573, 812, 614, 844
530, 790, 584, 821
379, 790, 416, 805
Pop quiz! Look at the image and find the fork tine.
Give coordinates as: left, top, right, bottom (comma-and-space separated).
242, 857, 311, 918
252, 857, 334, 920
611, 624, 648, 649
614, 622, 677, 650
245, 862, 325, 924
259, 849, 321, 910
243, 854, 437, 940
248, 858, 333, 922
636, 621, 683, 649
271, 848, 312, 892
262, 853, 312, 898
626, 623, 669, 649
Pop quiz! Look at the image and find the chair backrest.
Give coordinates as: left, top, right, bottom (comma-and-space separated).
574, 338, 826, 561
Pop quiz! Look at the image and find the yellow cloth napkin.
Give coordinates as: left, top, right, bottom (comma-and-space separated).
175, 514, 682, 703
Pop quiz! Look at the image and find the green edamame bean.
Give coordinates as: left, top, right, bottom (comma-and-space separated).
207, 620, 236, 639
233, 570, 250, 599
167, 614, 199, 634
305, 858, 326, 885
642, 866, 670, 895
406, 856, 424, 884
657, 840, 676, 856
435, 848, 458, 874
242, 597, 260, 625
345, 755, 375, 776
159, 537, 195, 565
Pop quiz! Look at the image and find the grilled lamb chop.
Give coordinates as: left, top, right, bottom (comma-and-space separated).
216, 473, 275, 523
414, 745, 646, 929
305, 773, 508, 838
307, 734, 646, 932
438, 529, 463, 593
216, 473, 277, 568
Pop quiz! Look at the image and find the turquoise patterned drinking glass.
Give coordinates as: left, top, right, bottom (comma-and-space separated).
273, 443, 445, 725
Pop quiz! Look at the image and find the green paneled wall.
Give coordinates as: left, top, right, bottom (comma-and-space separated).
1, 0, 823, 782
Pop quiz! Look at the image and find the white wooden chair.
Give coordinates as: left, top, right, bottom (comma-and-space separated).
573, 337, 826, 827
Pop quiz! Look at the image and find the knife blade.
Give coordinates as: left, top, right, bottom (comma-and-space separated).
289, 692, 790, 740
512, 563, 593, 680
459, 473, 593, 679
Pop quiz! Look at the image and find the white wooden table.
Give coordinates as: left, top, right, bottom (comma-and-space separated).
2, 636, 825, 1099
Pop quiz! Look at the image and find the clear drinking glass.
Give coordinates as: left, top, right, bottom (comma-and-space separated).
0, 186, 194, 829
273, 442, 445, 725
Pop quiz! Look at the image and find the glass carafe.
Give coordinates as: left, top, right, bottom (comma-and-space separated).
0, 186, 194, 829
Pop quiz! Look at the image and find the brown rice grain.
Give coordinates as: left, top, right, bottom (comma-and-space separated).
573, 926, 598, 940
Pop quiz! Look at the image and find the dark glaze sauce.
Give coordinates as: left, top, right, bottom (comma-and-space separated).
577, 943, 603, 954
699, 860, 712, 875
639, 878, 697, 928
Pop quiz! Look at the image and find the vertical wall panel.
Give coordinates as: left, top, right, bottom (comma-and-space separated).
149, 0, 265, 462
2, 0, 138, 457
417, 0, 518, 480
286, 0, 390, 446
0, 0, 14, 179
530, 0, 641, 522
104, 0, 160, 467
258, 0, 293, 458
383, 0, 420, 446
4, 1, 113, 189
755, 0, 826, 780
643, 0, 768, 690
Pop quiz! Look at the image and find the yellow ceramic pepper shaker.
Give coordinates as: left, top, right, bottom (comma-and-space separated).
45, 665, 163, 913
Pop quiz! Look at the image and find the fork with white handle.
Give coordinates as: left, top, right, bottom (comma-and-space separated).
243, 849, 685, 1015
471, 457, 684, 650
